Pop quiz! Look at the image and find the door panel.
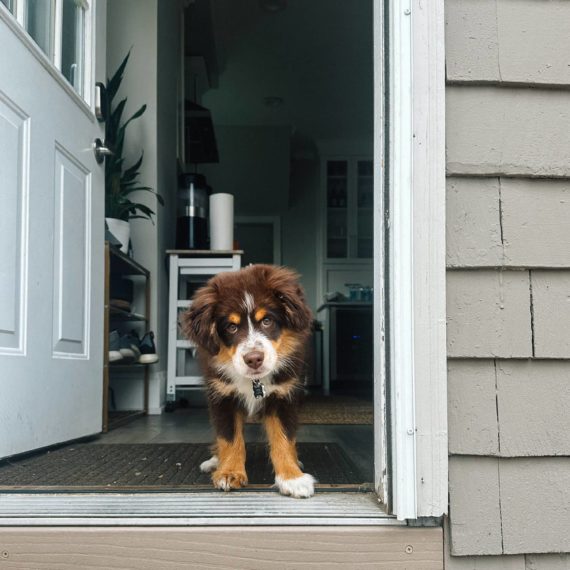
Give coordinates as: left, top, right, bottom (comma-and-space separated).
0, 4, 105, 458
53, 145, 90, 357
0, 93, 28, 354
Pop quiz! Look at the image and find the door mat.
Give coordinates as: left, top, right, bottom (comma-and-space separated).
0, 443, 366, 491
245, 396, 374, 425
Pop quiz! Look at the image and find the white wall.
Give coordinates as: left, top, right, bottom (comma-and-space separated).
201, 125, 321, 310
106, 0, 181, 413
200, 125, 291, 215
283, 159, 320, 310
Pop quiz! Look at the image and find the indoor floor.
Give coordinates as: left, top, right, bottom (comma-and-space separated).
0, 403, 374, 491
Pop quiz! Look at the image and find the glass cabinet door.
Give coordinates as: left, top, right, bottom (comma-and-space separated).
326, 160, 349, 258
356, 160, 373, 258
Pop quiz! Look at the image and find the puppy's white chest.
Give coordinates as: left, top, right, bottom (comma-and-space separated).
233, 375, 275, 417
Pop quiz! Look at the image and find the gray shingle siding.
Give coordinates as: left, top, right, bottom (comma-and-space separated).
445, 0, 570, 562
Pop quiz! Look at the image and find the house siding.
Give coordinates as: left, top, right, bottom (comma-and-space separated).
445, 0, 570, 565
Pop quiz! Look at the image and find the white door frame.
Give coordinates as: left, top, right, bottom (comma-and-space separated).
373, 0, 447, 520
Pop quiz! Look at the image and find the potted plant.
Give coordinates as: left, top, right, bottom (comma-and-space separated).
105, 51, 163, 253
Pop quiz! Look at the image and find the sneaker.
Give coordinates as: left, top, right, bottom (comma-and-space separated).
139, 331, 159, 364
109, 330, 123, 363
119, 331, 141, 363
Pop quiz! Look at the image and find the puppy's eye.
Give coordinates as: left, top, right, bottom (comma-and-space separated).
227, 323, 238, 334
261, 317, 272, 328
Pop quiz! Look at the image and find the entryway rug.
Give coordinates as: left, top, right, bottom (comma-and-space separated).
243, 396, 373, 425
298, 396, 373, 425
0, 443, 366, 491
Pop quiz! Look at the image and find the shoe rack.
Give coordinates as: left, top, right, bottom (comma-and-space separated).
103, 242, 151, 432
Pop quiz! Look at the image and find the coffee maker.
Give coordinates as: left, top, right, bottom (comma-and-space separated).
176, 173, 210, 250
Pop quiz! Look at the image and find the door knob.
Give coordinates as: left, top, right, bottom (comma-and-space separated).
94, 138, 114, 164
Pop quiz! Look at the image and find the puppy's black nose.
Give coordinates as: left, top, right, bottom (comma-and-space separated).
243, 350, 264, 370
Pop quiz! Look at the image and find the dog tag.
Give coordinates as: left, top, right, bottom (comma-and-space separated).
252, 379, 266, 399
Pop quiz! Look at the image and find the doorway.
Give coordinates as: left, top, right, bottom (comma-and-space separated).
0, 0, 376, 494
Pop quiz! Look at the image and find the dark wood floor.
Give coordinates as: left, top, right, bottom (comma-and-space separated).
95, 408, 374, 482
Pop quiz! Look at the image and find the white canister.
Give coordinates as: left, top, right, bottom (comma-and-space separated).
209, 193, 234, 251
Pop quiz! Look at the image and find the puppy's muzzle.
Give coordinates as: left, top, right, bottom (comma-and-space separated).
243, 350, 264, 371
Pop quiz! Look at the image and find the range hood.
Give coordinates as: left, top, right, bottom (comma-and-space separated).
184, 99, 219, 164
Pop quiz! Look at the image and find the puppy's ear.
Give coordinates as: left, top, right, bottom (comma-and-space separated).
180, 282, 220, 355
266, 266, 313, 332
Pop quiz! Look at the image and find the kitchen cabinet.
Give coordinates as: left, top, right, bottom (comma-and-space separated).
323, 158, 373, 262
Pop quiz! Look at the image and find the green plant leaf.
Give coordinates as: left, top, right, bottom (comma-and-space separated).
117, 104, 147, 139
104, 50, 162, 223
106, 50, 131, 104
122, 153, 143, 180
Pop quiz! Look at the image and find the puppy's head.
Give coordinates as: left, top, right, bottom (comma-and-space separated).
181, 264, 312, 380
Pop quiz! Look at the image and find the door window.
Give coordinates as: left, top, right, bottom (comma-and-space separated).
2, 0, 90, 100
1, 0, 14, 14
61, 0, 85, 96
26, 0, 54, 57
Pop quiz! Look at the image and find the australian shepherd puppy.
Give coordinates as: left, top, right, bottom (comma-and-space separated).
181, 264, 315, 498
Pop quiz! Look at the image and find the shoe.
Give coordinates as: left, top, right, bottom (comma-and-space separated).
139, 331, 159, 364
109, 330, 123, 362
119, 331, 141, 363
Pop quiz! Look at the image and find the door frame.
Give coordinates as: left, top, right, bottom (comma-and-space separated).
373, 0, 447, 520
0, 0, 447, 525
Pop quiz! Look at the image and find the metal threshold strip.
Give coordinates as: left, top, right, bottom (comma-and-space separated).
0, 492, 404, 526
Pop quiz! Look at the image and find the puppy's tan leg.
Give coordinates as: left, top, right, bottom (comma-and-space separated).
264, 414, 315, 498
212, 412, 248, 491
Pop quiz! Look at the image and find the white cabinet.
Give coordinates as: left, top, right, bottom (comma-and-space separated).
319, 157, 373, 301
323, 158, 373, 262
318, 157, 374, 393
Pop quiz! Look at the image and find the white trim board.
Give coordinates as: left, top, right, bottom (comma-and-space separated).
378, 0, 447, 520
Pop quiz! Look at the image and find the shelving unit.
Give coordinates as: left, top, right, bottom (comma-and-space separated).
102, 242, 151, 432
166, 250, 242, 407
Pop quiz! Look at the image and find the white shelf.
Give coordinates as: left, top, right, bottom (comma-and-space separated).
167, 252, 241, 402
174, 375, 204, 387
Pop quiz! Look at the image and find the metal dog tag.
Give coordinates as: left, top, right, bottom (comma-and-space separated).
252, 379, 266, 399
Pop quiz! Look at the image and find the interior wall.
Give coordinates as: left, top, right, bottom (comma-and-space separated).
200, 125, 291, 215
283, 159, 320, 311
106, 0, 181, 413
156, 0, 182, 413
201, 125, 321, 311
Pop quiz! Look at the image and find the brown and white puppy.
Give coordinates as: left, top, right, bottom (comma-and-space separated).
180, 264, 315, 498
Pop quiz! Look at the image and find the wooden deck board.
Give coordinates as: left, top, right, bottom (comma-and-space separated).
0, 526, 443, 569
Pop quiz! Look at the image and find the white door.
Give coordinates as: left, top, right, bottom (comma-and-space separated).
0, 0, 106, 458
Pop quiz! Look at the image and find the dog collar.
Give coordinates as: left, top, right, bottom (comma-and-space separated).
252, 379, 266, 399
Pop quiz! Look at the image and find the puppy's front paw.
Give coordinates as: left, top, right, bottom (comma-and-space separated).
212, 469, 248, 491
275, 473, 316, 498
200, 455, 219, 473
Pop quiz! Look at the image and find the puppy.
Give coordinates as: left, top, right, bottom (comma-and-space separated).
181, 264, 315, 498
